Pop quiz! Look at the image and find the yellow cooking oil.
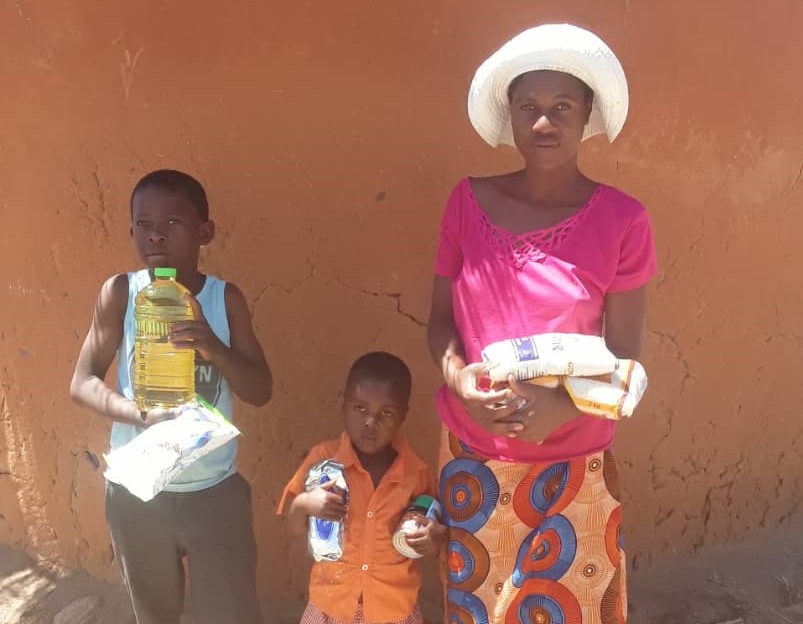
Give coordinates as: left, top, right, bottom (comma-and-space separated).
134, 267, 195, 411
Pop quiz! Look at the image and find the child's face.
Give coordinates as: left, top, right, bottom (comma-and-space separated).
343, 379, 408, 456
130, 187, 213, 273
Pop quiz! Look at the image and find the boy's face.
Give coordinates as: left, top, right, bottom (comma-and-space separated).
343, 379, 408, 456
130, 187, 214, 274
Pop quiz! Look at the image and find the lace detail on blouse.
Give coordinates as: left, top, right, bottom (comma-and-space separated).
468, 183, 603, 269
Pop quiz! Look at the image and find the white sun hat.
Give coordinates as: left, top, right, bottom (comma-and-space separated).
467, 23, 629, 147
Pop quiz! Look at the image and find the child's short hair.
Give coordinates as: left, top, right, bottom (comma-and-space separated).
130, 169, 209, 221
345, 352, 412, 404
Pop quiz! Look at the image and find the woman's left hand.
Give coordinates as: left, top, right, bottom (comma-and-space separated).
504, 374, 540, 419
504, 374, 580, 442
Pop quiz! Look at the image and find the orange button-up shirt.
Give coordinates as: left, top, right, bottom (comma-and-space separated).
277, 431, 434, 622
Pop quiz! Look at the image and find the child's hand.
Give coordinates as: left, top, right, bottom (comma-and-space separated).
140, 406, 181, 427
298, 480, 347, 521
403, 519, 448, 557
170, 295, 225, 361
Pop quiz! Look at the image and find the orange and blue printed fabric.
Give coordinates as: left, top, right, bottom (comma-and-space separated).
439, 429, 626, 624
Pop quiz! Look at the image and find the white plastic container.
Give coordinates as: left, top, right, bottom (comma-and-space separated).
392, 495, 442, 559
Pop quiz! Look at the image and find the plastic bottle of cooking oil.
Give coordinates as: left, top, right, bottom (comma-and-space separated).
134, 267, 195, 411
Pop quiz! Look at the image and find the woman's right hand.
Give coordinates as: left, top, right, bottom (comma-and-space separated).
452, 363, 527, 438
295, 481, 347, 521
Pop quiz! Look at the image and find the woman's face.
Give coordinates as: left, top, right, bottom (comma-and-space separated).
508, 70, 593, 169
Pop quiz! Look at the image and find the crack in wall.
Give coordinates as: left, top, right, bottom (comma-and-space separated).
654, 506, 675, 527
648, 329, 692, 394
644, 327, 693, 490
787, 161, 803, 195
647, 405, 675, 491
332, 277, 426, 328
250, 259, 317, 311
766, 331, 803, 350
660, 452, 757, 553
91, 168, 110, 239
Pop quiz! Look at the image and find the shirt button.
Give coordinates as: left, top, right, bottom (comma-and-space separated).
367, 511, 374, 518
361, 564, 369, 571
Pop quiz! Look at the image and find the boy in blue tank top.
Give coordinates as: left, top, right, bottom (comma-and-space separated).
70, 169, 272, 624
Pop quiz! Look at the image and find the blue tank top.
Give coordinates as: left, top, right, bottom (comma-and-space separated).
111, 269, 237, 492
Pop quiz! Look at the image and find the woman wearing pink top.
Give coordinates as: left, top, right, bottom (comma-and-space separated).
428, 25, 656, 623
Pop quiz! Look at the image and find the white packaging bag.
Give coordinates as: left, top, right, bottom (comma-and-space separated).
562, 359, 648, 420
481, 333, 649, 420
103, 397, 240, 502
481, 333, 618, 382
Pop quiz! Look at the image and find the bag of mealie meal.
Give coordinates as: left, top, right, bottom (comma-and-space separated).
481, 333, 648, 421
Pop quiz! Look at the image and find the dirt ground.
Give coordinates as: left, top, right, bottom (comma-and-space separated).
3, 521, 803, 624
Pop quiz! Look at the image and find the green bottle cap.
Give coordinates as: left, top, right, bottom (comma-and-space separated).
154, 267, 177, 279
410, 495, 435, 510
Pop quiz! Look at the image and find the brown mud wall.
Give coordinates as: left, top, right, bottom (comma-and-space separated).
2, 0, 803, 612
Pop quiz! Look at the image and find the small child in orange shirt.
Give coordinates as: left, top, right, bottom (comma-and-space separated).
278, 352, 446, 624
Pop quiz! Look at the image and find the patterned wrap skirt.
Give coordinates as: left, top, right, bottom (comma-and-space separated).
439, 429, 627, 624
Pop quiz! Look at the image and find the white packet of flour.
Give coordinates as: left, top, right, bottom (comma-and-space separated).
103, 397, 240, 502
481, 333, 618, 382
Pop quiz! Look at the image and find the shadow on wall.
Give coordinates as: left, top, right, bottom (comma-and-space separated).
0, 383, 62, 568
0, 370, 115, 581
3, 0, 803, 618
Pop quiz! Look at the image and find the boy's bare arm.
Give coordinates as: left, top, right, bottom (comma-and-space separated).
219, 283, 272, 405
285, 494, 310, 536
171, 282, 272, 406
69, 274, 143, 426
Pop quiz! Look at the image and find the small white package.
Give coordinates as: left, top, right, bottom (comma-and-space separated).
562, 359, 648, 420
103, 397, 240, 502
304, 460, 349, 562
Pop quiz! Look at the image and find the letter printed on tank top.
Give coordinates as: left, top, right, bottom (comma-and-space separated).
194, 355, 223, 406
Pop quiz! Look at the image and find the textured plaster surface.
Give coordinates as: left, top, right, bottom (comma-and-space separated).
2, 0, 803, 615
